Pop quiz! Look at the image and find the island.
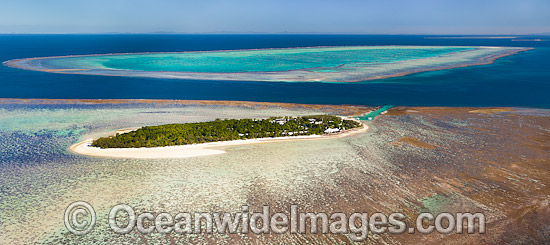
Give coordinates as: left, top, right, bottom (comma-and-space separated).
92, 115, 362, 148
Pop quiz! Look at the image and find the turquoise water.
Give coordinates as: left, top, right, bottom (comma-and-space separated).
42, 46, 472, 73
358, 105, 394, 121
1, 35, 549, 107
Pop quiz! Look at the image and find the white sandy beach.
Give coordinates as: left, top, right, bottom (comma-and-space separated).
70, 123, 368, 159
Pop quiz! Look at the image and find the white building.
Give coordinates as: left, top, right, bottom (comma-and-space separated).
324, 128, 340, 133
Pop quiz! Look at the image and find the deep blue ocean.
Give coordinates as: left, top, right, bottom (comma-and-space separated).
0, 34, 548, 107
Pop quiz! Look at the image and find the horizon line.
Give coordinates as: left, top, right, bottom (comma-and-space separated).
0, 32, 548, 36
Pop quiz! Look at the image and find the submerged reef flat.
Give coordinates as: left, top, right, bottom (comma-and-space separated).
1, 100, 549, 243
0, 98, 371, 116
3, 46, 530, 82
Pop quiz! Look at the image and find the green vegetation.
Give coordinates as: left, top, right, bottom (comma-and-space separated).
92, 115, 362, 148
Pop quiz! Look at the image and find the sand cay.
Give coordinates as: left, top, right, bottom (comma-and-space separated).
70, 123, 368, 159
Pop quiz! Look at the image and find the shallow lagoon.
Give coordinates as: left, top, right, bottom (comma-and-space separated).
0, 103, 329, 241
1, 102, 549, 243
8, 46, 526, 82
41, 46, 473, 73
1, 35, 549, 107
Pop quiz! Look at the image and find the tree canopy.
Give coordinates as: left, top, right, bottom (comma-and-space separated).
92, 115, 362, 148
